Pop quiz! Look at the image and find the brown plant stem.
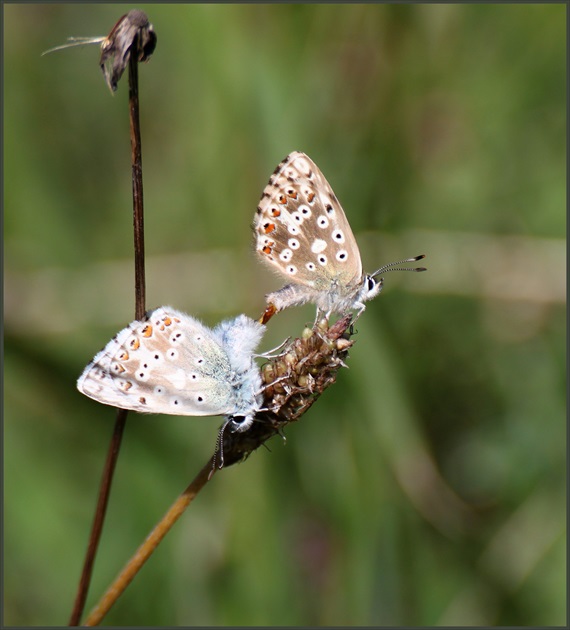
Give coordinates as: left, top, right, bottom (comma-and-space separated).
129, 40, 146, 319
69, 24, 149, 626
68, 410, 128, 625
84, 458, 216, 626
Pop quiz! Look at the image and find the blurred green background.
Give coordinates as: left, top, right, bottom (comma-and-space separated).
4, 3, 565, 626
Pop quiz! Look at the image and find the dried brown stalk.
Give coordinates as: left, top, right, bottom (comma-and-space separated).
69, 11, 156, 626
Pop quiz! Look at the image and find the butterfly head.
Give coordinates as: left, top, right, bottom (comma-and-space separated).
361, 274, 384, 302
227, 413, 255, 433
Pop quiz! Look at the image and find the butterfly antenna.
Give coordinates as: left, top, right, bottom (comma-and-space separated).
212, 422, 229, 474
372, 254, 427, 278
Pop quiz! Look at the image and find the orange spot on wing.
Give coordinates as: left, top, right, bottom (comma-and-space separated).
270, 208, 281, 217
262, 245, 272, 255
130, 338, 140, 350
263, 222, 276, 234
278, 194, 287, 204
307, 192, 315, 203
142, 324, 153, 337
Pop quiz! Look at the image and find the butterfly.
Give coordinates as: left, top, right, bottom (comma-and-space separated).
253, 151, 425, 320
77, 307, 265, 432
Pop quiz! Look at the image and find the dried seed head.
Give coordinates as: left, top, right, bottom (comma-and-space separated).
216, 314, 354, 469
100, 10, 157, 92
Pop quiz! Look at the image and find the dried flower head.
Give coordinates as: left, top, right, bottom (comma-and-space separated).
100, 9, 157, 92
214, 314, 354, 470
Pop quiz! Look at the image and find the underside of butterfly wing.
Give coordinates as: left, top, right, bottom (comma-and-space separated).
77, 307, 239, 417
254, 152, 366, 312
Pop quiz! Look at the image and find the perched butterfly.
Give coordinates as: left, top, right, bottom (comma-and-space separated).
254, 151, 426, 320
77, 307, 265, 432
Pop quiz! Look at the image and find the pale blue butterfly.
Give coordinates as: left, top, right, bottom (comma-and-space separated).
77, 307, 265, 432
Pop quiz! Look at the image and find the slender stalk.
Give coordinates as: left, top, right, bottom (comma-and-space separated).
129, 42, 146, 319
84, 459, 216, 626
68, 410, 128, 625
69, 35, 147, 626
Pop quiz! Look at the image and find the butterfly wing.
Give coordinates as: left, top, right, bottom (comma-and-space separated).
254, 152, 363, 299
77, 307, 238, 417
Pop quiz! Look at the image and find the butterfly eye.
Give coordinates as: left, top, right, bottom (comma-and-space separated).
228, 415, 246, 430
367, 277, 376, 292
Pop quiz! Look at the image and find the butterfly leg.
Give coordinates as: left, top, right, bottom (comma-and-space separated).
260, 374, 291, 395
351, 302, 367, 323
256, 337, 291, 359
312, 307, 331, 329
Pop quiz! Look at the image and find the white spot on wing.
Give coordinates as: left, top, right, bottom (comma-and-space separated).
311, 239, 327, 253
164, 368, 187, 389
